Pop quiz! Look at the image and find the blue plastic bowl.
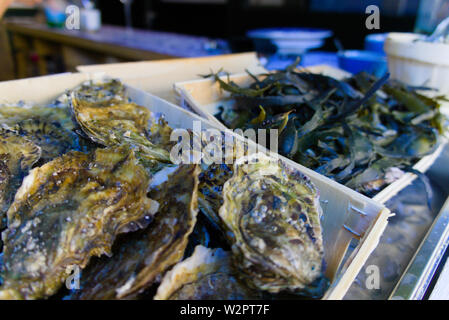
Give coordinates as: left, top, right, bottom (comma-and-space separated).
338, 50, 387, 77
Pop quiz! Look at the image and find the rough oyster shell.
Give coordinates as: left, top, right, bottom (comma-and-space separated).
197, 133, 245, 233
70, 80, 171, 163
0, 146, 159, 299
147, 115, 176, 153
0, 104, 75, 131
219, 153, 327, 295
155, 245, 261, 300
198, 162, 234, 232
0, 253, 3, 286
0, 158, 9, 228
0, 129, 41, 230
71, 79, 126, 105
10, 119, 82, 164
0, 117, 89, 232
67, 164, 199, 300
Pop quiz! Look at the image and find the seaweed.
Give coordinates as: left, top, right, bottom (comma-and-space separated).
213, 63, 448, 195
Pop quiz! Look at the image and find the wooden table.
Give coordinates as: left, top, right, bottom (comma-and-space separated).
4, 18, 229, 79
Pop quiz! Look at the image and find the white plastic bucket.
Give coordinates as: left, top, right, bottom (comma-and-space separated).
384, 32, 449, 93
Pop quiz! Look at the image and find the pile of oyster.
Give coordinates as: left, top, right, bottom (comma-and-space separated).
0, 80, 328, 300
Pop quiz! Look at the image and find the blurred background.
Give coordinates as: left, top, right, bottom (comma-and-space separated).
0, 0, 448, 80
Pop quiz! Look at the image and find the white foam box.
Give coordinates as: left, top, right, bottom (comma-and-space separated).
0, 72, 391, 300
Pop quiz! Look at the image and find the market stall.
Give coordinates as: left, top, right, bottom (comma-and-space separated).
0, 0, 448, 302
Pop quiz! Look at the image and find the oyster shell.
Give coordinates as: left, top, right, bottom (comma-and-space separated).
72, 79, 126, 104
70, 80, 171, 163
10, 119, 81, 164
0, 158, 9, 227
0, 104, 74, 131
0, 129, 41, 230
155, 245, 261, 300
197, 134, 245, 234
219, 153, 327, 295
198, 162, 234, 232
0, 118, 87, 231
0, 253, 3, 286
147, 115, 176, 153
0, 146, 159, 300
67, 164, 199, 300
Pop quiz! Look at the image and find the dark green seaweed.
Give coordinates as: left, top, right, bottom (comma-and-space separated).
213, 63, 448, 196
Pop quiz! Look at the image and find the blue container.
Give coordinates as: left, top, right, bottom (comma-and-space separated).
364, 33, 389, 55
338, 50, 387, 77
44, 7, 66, 28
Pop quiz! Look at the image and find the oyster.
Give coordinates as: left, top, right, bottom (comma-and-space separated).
72, 79, 126, 104
197, 134, 245, 233
0, 118, 86, 231
147, 115, 176, 153
0, 104, 74, 131
0, 129, 41, 230
137, 115, 176, 174
0, 158, 9, 225
67, 164, 199, 300
0, 146, 159, 300
198, 162, 234, 232
219, 153, 327, 296
0, 253, 3, 285
10, 119, 81, 164
155, 245, 261, 300
70, 80, 171, 163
